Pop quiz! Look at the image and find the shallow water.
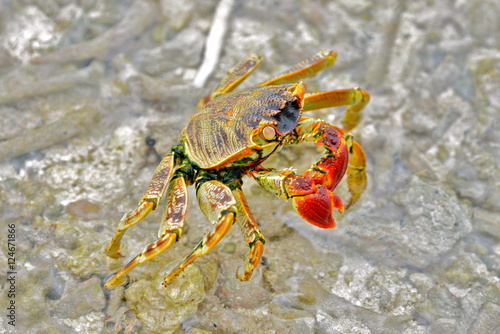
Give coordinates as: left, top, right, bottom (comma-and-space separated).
0, 1, 499, 333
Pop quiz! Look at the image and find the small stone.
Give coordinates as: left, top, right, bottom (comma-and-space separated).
52, 277, 105, 319
467, 302, 500, 334
214, 254, 270, 309
409, 273, 435, 294
125, 264, 206, 334
65, 199, 101, 220
104, 306, 142, 334
392, 176, 472, 267
416, 284, 461, 323
430, 318, 461, 334
66, 240, 110, 279
443, 253, 489, 288
45, 275, 66, 300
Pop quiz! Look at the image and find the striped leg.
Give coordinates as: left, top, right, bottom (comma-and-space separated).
232, 188, 265, 281
104, 176, 188, 289
198, 54, 263, 108
162, 180, 237, 286
258, 50, 337, 86
321, 124, 367, 208
303, 87, 370, 131
105, 153, 175, 259
345, 138, 367, 208
210, 54, 263, 99
255, 49, 369, 131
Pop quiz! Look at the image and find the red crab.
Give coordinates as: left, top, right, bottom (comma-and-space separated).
104, 50, 369, 289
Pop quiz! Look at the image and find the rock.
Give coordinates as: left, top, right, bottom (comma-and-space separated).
430, 318, 462, 334
416, 284, 462, 324
52, 277, 105, 319
467, 302, 500, 334
65, 199, 102, 220
124, 264, 206, 334
340, 176, 472, 268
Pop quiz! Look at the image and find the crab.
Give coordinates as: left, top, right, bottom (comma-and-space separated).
104, 50, 369, 289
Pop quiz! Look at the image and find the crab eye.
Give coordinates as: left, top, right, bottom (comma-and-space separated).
273, 100, 301, 135
261, 125, 276, 140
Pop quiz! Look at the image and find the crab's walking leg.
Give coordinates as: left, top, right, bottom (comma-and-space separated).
232, 188, 265, 281
325, 125, 367, 209
253, 49, 369, 131
104, 176, 188, 289
303, 87, 370, 131
346, 139, 367, 208
258, 50, 337, 86
210, 54, 263, 100
162, 180, 237, 286
198, 54, 263, 108
105, 153, 175, 259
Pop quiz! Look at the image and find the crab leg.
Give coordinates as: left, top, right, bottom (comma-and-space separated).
346, 139, 367, 208
258, 50, 337, 86
209, 54, 263, 100
252, 117, 366, 228
104, 176, 188, 289
162, 180, 237, 286
232, 188, 265, 281
255, 49, 369, 130
303, 87, 370, 131
315, 123, 367, 208
198, 54, 263, 108
105, 153, 175, 259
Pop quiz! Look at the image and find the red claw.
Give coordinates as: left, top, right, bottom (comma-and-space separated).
284, 130, 349, 229
291, 185, 343, 229
310, 144, 348, 190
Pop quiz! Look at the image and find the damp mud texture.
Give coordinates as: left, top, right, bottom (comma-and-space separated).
0, 1, 499, 333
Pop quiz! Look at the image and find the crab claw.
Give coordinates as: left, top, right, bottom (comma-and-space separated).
291, 184, 344, 228
284, 137, 349, 229
253, 122, 353, 229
